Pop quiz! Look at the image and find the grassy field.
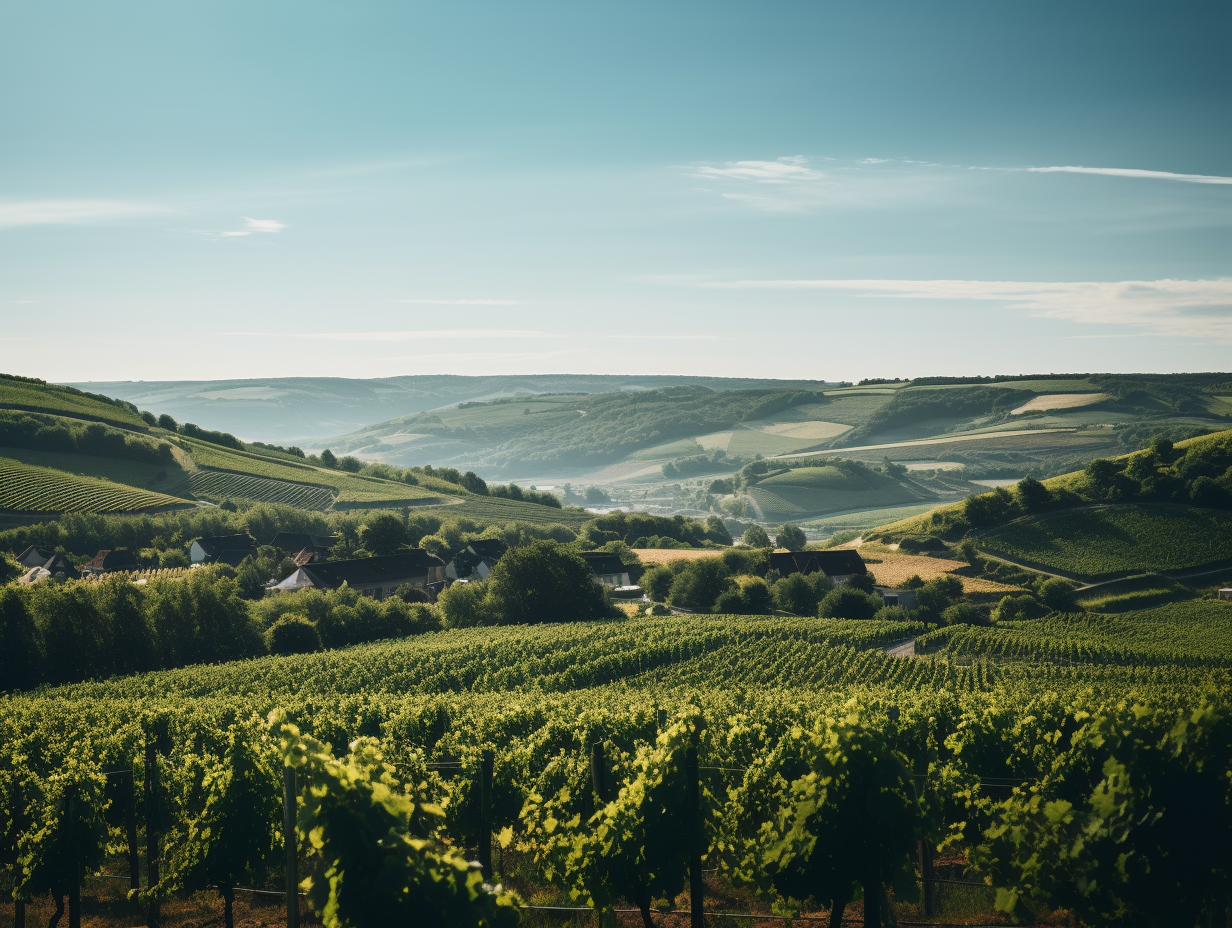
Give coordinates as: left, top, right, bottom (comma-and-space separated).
798, 503, 937, 539
1075, 574, 1191, 613
0, 456, 195, 514
412, 496, 593, 527
980, 505, 1232, 578
0, 379, 148, 428
862, 548, 1020, 593
748, 465, 924, 520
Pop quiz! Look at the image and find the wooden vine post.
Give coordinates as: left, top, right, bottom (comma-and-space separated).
124, 768, 139, 890
918, 839, 935, 916
477, 750, 494, 876
283, 765, 299, 928
589, 743, 615, 928
66, 787, 80, 928
685, 743, 703, 928
144, 740, 160, 928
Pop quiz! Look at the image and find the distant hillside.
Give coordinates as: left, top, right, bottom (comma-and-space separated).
69, 374, 838, 442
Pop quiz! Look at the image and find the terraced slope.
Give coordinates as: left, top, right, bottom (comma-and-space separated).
0, 456, 194, 514
180, 439, 446, 507
0, 377, 148, 429
980, 505, 1232, 579
187, 471, 336, 510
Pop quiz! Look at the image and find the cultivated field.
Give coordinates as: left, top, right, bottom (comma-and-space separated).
979, 504, 1232, 579
0, 457, 194, 514
0, 379, 148, 428
187, 470, 337, 510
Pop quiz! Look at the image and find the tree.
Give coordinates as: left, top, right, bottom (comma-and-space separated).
360, 514, 408, 556
269, 712, 519, 928
776, 524, 807, 552
1014, 477, 1052, 514
667, 559, 732, 610
170, 732, 281, 928
460, 472, 489, 495
0, 587, 42, 691
1037, 578, 1076, 612
640, 566, 674, 602
771, 574, 819, 616
319, 449, 338, 468
436, 580, 493, 628
486, 540, 610, 624
742, 525, 772, 548
337, 456, 363, 473
157, 413, 178, 431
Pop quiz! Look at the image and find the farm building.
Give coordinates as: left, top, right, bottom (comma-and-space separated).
81, 549, 140, 576
16, 545, 54, 569
15, 546, 80, 581
272, 532, 336, 559
579, 551, 632, 588
271, 550, 446, 600
190, 533, 257, 565
768, 549, 867, 582
878, 587, 918, 609
445, 539, 508, 581
1221, 588, 1232, 601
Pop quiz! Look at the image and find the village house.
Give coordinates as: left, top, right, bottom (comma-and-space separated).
16, 545, 80, 583
767, 549, 867, 583
579, 551, 632, 587
445, 539, 508, 581
189, 533, 258, 566
272, 550, 447, 600
80, 549, 140, 576
271, 532, 336, 562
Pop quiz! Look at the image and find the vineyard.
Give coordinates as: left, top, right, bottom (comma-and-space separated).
0, 457, 194, 514
413, 496, 594, 528
979, 504, 1232, 578
0, 379, 148, 429
187, 471, 336, 511
179, 439, 444, 505
2, 604, 1231, 927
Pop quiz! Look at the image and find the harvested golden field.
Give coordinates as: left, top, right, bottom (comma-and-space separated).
634, 547, 725, 564
1010, 392, 1107, 415
862, 549, 1020, 593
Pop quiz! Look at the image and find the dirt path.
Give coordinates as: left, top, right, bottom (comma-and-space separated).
884, 638, 917, 658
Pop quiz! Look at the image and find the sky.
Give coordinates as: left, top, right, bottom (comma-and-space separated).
2, 0, 1230, 384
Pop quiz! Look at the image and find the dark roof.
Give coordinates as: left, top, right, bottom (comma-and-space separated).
17, 545, 54, 568
302, 550, 445, 589
83, 549, 140, 572
769, 549, 866, 577
272, 531, 336, 552
194, 534, 256, 556
215, 549, 255, 567
466, 539, 508, 560
579, 551, 627, 576
42, 553, 80, 579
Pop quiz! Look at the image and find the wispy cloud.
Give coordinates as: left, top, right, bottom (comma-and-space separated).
375, 350, 573, 363
218, 217, 287, 237
605, 334, 731, 341
0, 199, 167, 227
1028, 166, 1232, 185
393, 298, 521, 305
691, 156, 824, 184
711, 278, 1232, 341
226, 329, 559, 341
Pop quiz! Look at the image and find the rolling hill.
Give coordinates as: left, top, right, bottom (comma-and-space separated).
746, 464, 928, 521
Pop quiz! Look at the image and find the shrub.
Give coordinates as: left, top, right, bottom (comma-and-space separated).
1038, 577, 1077, 612
667, 559, 732, 610
941, 603, 989, 626
436, 581, 493, 629
266, 614, 321, 654
818, 587, 882, 620
640, 566, 674, 602
742, 525, 772, 548
771, 574, 819, 616
873, 605, 911, 622
775, 524, 808, 552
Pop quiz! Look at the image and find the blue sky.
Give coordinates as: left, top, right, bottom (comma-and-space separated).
2, 0, 1230, 383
